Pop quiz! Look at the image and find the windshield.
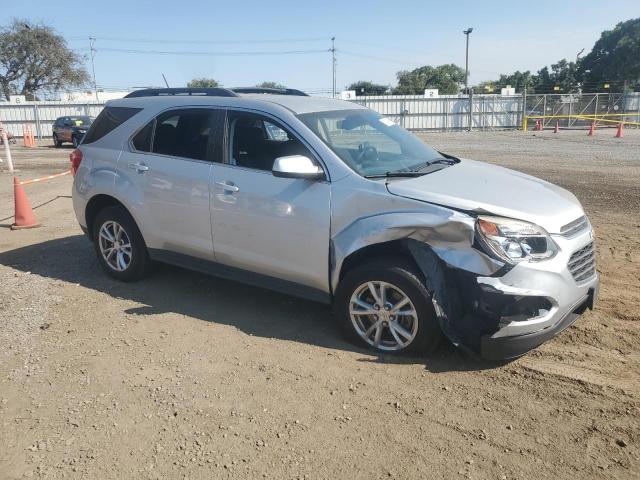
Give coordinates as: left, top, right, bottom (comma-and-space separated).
297, 109, 447, 177
69, 116, 93, 127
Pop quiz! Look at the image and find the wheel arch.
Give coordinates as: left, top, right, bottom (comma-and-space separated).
337, 239, 417, 283
85, 194, 132, 236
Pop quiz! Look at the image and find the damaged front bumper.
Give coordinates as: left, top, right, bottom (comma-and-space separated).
452, 228, 599, 360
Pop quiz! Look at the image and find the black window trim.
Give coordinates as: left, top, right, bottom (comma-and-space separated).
128, 106, 223, 164
221, 107, 330, 182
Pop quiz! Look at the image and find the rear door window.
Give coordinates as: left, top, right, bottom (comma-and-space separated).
83, 106, 141, 144
151, 109, 215, 161
131, 120, 154, 152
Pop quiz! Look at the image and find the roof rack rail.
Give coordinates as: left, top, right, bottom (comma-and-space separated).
124, 88, 239, 98
231, 87, 308, 97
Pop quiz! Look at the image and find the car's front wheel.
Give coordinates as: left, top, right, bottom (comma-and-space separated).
92, 206, 151, 281
335, 258, 443, 355
53, 134, 62, 147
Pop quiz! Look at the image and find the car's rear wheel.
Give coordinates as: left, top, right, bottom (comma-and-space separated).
72, 136, 79, 148
335, 258, 442, 355
92, 206, 150, 281
53, 134, 62, 147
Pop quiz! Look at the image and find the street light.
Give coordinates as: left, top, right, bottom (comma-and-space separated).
463, 28, 473, 93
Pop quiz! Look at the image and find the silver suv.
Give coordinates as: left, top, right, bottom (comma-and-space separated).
71, 87, 599, 360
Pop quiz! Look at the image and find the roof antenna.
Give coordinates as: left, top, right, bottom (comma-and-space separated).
162, 73, 170, 88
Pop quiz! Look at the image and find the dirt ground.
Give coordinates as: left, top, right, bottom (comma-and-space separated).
0, 130, 638, 480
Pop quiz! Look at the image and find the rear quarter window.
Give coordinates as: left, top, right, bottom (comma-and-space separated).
82, 106, 141, 144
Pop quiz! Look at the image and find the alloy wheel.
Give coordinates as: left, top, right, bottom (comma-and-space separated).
98, 221, 132, 272
349, 281, 419, 351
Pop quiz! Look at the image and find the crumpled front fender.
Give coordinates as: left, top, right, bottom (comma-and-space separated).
330, 210, 503, 293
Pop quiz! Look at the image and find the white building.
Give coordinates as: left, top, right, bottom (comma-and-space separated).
61, 90, 130, 102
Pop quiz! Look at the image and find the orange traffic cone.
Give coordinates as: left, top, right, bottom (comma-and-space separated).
615, 123, 624, 138
11, 177, 40, 230
554, 121, 559, 133
588, 122, 595, 136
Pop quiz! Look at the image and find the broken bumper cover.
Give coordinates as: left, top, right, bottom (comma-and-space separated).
460, 229, 599, 360
479, 284, 597, 360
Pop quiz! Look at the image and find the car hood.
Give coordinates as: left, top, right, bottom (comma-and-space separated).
385, 159, 584, 234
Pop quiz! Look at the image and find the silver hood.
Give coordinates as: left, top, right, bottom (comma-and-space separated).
385, 159, 584, 234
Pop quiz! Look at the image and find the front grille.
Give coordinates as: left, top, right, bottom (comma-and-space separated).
568, 242, 596, 282
561, 216, 589, 238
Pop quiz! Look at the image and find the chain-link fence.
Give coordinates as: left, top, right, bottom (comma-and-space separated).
524, 92, 640, 129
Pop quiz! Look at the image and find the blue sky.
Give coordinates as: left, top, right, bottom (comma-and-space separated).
3, 0, 639, 93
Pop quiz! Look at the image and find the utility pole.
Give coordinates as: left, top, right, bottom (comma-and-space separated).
89, 37, 99, 102
463, 28, 473, 94
331, 37, 336, 98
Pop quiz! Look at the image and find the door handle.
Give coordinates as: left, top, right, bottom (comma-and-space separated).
128, 162, 149, 173
215, 181, 239, 193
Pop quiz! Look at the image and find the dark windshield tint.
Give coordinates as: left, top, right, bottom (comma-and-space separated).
297, 109, 444, 177
83, 107, 141, 144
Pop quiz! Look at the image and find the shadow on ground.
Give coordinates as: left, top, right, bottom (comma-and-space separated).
0, 234, 499, 373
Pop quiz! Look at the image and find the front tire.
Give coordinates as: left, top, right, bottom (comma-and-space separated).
335, 258, 442, 355
92, 206, 151, 281
53, 134, 62, 147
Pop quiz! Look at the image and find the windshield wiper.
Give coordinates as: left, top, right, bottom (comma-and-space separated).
410, 157, 457, 171
364, 171, 427, 179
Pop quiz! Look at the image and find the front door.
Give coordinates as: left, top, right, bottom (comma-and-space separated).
118, 107, 220, 260
210, 110, 331, 293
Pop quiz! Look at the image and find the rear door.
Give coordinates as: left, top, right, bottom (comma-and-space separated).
120, 107, 220, 260
210, 109, 331, 294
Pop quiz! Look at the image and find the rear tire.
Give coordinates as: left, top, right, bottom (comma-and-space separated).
334, 257, 443, 355
92, 206, 151, 282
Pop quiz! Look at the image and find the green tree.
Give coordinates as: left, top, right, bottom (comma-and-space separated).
256, 81, 286, 89
393, 64, 465, 95
475, 71, 538, 93
580, 17, 640, 92
532, 59, 581, 93
347, 80, 389, 96
187, 78, 219, 88
0, 19, 88, 100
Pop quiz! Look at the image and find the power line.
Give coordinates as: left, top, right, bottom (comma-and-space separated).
67, 35, 328, 45
95, 47, 329, 56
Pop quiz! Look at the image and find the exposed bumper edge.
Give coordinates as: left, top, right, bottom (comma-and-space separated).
480, 287, 597, 360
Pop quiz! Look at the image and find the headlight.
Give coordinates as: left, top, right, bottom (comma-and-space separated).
476, 216, 557, 264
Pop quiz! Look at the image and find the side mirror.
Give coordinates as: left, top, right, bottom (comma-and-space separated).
272, 155, 325, 180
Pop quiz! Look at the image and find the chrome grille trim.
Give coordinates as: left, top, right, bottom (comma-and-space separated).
568, 242, 596, 282
560, 216, 589, 238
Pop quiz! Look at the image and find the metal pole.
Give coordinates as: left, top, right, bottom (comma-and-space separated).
331, 37, 336, 98
468, 88, 473, 131
33, 103, 41, 140
522, 87, 528, 130
89, 37, 99, 102
463, 28, 473, 93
